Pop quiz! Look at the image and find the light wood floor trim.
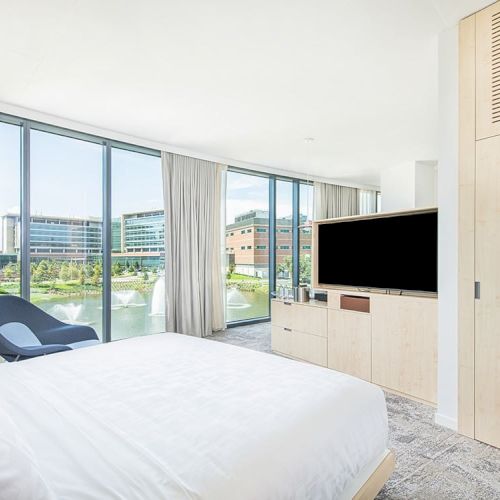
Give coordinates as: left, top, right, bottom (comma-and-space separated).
458, 14, 476, 438
353, 450, 395, 500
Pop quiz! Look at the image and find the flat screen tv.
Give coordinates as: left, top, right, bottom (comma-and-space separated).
315, 209, 438, 293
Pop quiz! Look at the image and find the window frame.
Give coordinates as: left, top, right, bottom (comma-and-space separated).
1, 112, 315, 331
227, 166, 313, 327
0, 112, 161, 343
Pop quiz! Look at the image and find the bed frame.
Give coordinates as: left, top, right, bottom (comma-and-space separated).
353, 450, 395, 500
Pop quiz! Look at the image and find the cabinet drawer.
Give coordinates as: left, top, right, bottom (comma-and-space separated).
291, 331, 327, 367
271, 300, 327, 337
271, 325, 292, 355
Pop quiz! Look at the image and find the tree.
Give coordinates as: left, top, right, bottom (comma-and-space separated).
277, 256, 293, 277
59, 262, 71, 281
33, 260, 50, 283
3, 262, 17, 280
69, 262, 80, 280
91, 262, 102, 287
79, 268, 86, 286
299, 255, 312, 284
47, 261, 59, 281
112, 261, 124, 277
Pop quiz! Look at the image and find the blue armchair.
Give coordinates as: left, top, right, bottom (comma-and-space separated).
0, 295, 100, 362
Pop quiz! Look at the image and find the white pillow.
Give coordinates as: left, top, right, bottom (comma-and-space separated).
0, 407, 56, 500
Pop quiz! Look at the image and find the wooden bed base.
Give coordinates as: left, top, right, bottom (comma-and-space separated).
353, 450, 395, 500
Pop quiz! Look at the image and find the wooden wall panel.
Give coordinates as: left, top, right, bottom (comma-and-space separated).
476, 2, 500, 139
474, 136, 500, 448
458, 14, 477, 438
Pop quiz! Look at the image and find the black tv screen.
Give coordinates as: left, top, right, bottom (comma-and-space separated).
317, 210, 438, 293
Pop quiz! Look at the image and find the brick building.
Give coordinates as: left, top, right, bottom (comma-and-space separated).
225, 210, 311, 278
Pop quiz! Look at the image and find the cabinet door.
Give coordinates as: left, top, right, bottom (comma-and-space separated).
271, 325, 292, 356
328, 309, 371, 381
476, 2, 500, 139
475, 136, 500, 448
371, 296, 437, 404
291, 331, 327, 367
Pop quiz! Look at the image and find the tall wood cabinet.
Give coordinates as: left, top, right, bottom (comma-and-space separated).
460, 1, 500, 448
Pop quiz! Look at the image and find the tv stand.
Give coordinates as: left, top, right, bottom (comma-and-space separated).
271, 289, 437, 405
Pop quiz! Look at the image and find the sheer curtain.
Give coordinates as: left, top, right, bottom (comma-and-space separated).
162, 152, 226, 337
314, 182, 359, 219
358, 189, 378, 215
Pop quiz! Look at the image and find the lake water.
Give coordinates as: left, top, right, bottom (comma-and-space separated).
37, 286, 269, 338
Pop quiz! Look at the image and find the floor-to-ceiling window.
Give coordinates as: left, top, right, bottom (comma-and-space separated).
275, 179, 294, 291
30, 130, 104, 337
299, 182, 314, 285
1, 113, 316, 332
110, 148, 164, 340
225, 171, 315, 324
0, 122, 21, 296
225, 171, 270, 322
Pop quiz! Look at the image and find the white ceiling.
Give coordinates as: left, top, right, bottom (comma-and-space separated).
0, 0, 492, 185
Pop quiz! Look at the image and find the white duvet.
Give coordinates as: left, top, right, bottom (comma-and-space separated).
0, 333, 388, 500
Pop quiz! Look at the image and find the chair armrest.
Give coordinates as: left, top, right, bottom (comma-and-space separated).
15, 344, 72, 357
37, 324, 99, 345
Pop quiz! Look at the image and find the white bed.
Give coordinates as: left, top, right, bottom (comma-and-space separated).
0, 333, 391, 500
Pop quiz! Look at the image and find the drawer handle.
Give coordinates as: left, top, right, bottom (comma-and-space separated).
283, 301, 292, 306
284, 327, 292, 332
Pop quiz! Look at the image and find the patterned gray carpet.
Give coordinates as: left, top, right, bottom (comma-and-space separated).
208, 323, 500, 499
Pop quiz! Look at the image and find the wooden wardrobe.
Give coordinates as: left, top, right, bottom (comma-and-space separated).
459, 1, 500, 448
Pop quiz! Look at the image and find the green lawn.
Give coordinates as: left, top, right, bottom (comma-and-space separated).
227, 273, 261, 282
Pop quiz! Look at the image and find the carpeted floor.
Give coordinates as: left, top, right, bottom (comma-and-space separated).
208, 323, 500, 500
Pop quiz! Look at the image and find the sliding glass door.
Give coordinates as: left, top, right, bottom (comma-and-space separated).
30, 130, 104, 337
0, 123, 21, 296
110, 148, 164, 340
224, 171, 314, 324
225, 171, 270, 322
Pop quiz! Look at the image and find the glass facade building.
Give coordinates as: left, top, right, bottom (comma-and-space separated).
122, 210, 164, 253
1, 214, 102, 261
1, 211, 165, 262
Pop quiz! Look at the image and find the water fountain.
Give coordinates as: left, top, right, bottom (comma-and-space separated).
150, 276, 165, 316
50, 303, 93, 326
111, 290, 146, 310
226, 287, 251, 310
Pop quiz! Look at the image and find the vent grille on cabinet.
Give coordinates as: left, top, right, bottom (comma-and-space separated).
492, 11, 500, 123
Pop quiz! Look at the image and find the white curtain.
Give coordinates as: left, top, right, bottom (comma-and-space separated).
162, 152, 226, 337
358, 189, 378, 215
314, 182, 359, 220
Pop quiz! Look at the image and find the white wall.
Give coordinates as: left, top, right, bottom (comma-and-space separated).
380, 162, 416, 211
380, 161, 437, 212
415, 161, 438, 208
436, 25, 459, 430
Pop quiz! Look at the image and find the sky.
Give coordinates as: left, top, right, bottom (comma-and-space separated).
226, 171, 313, 224
0, 123, 163, 220
0, 121, 313, 232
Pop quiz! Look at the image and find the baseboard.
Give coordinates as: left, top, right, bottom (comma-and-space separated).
435, 413, 458, 431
